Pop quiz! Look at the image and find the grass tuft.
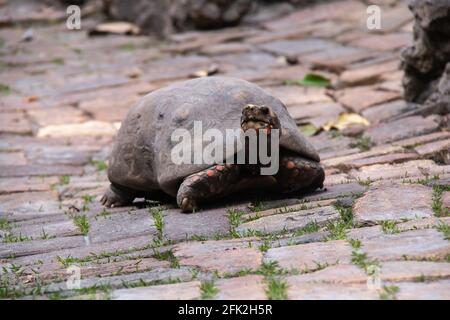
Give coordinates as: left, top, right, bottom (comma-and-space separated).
73, 214, 90, 236
200, 281, 219, 300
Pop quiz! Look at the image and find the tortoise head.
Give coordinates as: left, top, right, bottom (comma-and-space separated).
240, 104, 281, 132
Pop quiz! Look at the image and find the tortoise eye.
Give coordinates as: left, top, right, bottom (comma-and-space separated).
260, 106, 269, 114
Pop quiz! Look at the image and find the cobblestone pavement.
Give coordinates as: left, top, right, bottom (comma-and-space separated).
0, 0, 449, 300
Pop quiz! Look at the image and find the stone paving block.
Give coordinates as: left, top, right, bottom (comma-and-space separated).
0, 236, 86, 259
11, 219, 80, 240
287, 102, 345, 128
78, 95, 138, 122
25, 145, 97, 166
392, 131, 450, 148
88, 208, 157, 244
45, 267, 194, 294
371, 4, 413, 33
200, 42, 253, 56
265, 240, 353, 270
264, 0, 366, 31
336, 86, 400, 112
347, 217, 450, 241
287, 282, 379, 300
443, 192, 450, 210
173, 239, 263, 274
37, 121, 118, 138
340, 59, 400, 86
164, 206, 232, 241
415, 139, 450, 158
30, 257, 170, 285
266, 86, 332, 107
353, 183, 434, 225
351, 33, 411, 52
361, 100, 419, 124
342, 153, 419, 169
286, 261, 450, 285
0, 176, 58, 195
0, 112, 33, 135
215, 275, 267, 300
214, 52, 279, 71
0, 164, 83, 178
27, 106, 87, 126
237, 206, 339, 234
112, 280, 201, 300
0, 152, 27, 166
9, 234, 154, 266
0, 191, 62, 221
364, 116, 439, 145
304, 47, 376, 72
392, 280, 450, 300
302, 183, 367, 202
259, 39, 338, 57
322, 144, 413, 168
361, 229, 450, 261
349, 160, 450, 182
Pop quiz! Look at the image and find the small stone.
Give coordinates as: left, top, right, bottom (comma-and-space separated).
353, 183, 434, 225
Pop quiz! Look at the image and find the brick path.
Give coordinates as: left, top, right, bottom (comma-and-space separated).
0, 0, 449, 300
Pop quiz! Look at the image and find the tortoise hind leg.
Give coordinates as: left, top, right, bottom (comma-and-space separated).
101, 183, 138, 207
176, 164, 241, 212
275, 151, 325, 193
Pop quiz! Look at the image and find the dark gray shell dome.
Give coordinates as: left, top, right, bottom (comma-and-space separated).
108, 76, 320, 196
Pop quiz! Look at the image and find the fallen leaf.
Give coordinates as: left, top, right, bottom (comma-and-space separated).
323, 113, 370, 131
285, 73, 331, 87
298, 123, 318, 136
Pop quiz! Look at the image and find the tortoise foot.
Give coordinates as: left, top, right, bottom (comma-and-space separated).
101, 184, 135, 208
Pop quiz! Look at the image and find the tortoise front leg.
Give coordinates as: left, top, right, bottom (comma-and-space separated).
275, 151, 325, 193
101, 183, 138, 207
176, 164, 241, 212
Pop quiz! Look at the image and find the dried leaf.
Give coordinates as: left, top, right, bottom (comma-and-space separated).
323, 113, 370, 131
298, 123, 318, 136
